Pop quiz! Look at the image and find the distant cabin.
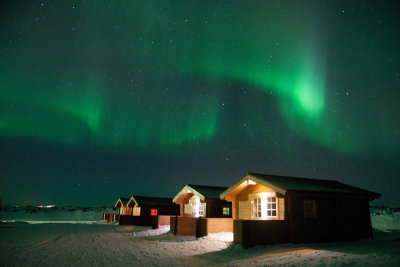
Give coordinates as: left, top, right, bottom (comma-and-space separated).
125, 195, 180, 217
119, 195, 179, 227
171, 184, 233, 236
104, 196, 179, 227
220, 172, 380, 248
115, 197, 131, 215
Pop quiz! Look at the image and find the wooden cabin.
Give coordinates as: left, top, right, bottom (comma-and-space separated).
119, 195, 180, 227
102, 197, 130, 222
173, 184, 232, 218
115, 197, 131, 215
220, 172, 380, 248
171, 184, 233, 236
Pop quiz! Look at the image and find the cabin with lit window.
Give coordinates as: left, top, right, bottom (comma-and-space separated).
103, 197, 130, 223
118, 195, 180, 227
115, 197, 131, 215
171, 184, 233, 236
173, 184, 232, 218
103, 196, 179, 227
220, 173, 380, 248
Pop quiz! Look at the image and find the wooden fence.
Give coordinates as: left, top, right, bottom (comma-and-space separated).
234, 220, 289, 248
171, 217, 233, 237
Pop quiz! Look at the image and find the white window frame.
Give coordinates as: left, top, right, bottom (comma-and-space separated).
252, 193, 277, 219
266, 196, 277, 217
252, 197, 262, 218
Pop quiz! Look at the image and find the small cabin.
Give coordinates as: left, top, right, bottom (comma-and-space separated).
115, 197, 131, 215
102, 197, 130, 223
220, 173, 380, 248
119, 195, 180, 227
173, 184, 232, 218
171, 184, 233, 236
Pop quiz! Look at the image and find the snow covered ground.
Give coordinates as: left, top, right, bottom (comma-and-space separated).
0, 206, 399, 266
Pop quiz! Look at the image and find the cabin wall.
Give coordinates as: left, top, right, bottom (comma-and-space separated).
335, 197, 373, 240
140, 205, 180, 216
204, 199, 232, 218
119, 215, 157, 226
288, 192, 373, 243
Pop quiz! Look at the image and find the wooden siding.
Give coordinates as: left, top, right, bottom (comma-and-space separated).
204, 199, 232, 218
171, 217, 198, 236
197, 218, 233, 237
287, 192, 373, 243
139, 205, 180, 217
158, 215, 173, 226
206, 218, 233, 234
172, 217, 233, 237
119, 215, 157, 227
278, 197, 285, 220
238, 200, 251, 219
234, 220, 290, 248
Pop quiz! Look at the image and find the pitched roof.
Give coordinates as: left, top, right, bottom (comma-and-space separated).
187, 184, 228, 199
115, 197, 130, 207
128, 195, 177, 207
221, 173, 381, 199
173, 184, 228, 202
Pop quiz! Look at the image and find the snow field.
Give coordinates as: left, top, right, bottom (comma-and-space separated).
0, 206, 399, 266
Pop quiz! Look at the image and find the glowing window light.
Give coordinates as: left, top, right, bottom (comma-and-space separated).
252, 193, 277, 219
133, 206, 141, 216
190, 197, 205, 217
151, 209, 158, 216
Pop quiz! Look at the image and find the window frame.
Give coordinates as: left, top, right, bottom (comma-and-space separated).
150, 209, 158, 216
303, 199, 317, 218
222, 207, 230, 216
252, 194, 277, 219
252, 197, 262, 218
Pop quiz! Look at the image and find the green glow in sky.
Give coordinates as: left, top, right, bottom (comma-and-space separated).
0, 1, 399, 158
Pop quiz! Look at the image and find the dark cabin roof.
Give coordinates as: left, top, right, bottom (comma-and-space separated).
247, 172, 381, 198
131, 196, 177, 207
187, 184, 228, 199
119, 197, 130, 206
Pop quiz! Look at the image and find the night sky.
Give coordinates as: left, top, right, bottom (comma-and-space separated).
1, 1, 399, 206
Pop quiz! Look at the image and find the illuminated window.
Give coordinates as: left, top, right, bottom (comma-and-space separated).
189, 197, 205, 217
303, 200, 317, 218
253, 197, 262, 218
267, 197, 277, 217
133, 206, 141, 216
150, 209, 158, 216
198, 202, 204, 217
126, 207, 131, 215
120, 207, 126, 215
223, 207, 230, 216
252, 195, 277, 219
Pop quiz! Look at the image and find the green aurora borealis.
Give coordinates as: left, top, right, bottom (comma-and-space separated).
0, 1, 399, 205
